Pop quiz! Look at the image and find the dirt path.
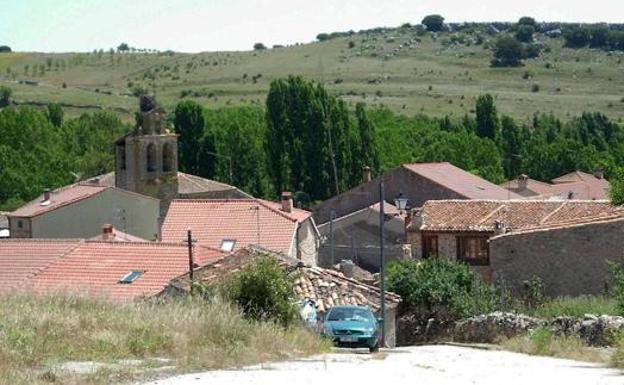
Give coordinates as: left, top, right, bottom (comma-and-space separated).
140, 345, 622, 385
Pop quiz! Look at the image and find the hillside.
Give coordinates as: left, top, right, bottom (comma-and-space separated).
1, 25, 624, 121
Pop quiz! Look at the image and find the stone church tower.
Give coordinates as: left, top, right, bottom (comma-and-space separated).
114, 96, 179, 219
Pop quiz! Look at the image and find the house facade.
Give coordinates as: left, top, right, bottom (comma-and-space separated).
407, 199, 622, 293
7, 184, 160, 240
317, 202, 408, 271
314, 162, 520, 225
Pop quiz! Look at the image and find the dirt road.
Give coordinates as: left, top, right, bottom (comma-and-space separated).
140, 345, 622, 385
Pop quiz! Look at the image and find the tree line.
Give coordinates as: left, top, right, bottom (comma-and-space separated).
1, 76, 623, 211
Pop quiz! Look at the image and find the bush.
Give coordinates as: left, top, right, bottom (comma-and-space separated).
522, 276, 546, 307
386, 258, 496, 320
0, 85, 12, 107
608, 261, 624, 315
515, 25, 535, 43
222, 257, 297, 326
491, 35, 524, 67
253, 42, 267, 50
531, 84, 540, 93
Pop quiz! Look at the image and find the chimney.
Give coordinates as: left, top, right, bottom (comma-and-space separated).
362, 166, 372, 183
101, 224, 114, 241
494, 220, 506, 235
517, 174, 529, 190
593, 169, 604, 179
281, 192, 293, 213
42, 188, 51, 202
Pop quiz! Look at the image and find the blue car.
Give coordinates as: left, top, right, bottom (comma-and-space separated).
323, 305, 380, 352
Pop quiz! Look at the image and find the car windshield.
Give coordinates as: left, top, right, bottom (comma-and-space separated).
327, 307, 374, 322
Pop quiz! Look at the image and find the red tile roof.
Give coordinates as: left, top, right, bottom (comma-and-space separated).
0, 239, 82, 293
161, 199, 308, 254
0, 239, 224, 301
10, 184, 108, 218
415, 199, 620, 232
89, 226, 146, 242
501, 171, 610, 200
25, 241, 223, 301
402, 162, 521, 200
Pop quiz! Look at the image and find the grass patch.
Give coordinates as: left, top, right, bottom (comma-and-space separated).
500, 327, 608, 364
0, 294, 330, 385
613, 334, 624, 369
528, 296, 619, 319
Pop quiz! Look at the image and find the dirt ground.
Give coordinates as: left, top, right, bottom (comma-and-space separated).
139, 345, 623, 385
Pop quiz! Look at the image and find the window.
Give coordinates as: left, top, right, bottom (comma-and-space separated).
422, 235, 438, 258
457, 236, 489, 265
221, 239, 236, 252
17, 220, 23, 229
119, 270, 143, 284
162, 143, 173, 172
146, 143, 157, 172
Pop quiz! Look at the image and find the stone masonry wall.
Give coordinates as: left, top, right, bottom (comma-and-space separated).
490, 218, 624, 297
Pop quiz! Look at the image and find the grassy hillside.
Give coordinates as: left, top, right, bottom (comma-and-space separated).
1, 26, 624, 121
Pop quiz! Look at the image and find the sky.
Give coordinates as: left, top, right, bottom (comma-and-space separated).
1, 0, 622, 53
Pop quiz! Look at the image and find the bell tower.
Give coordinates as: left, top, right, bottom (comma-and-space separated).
115, 96, 179, 219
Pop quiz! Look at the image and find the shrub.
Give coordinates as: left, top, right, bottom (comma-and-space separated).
0, 85, 12, 107
608, 261, 624, 315
348, 41, 355, 49
515, 25, 535, 43
253, 42, 267, 50
522, 275, 546, 308
491, 35, 524, 67
531, 84, 540, 93
222, 257, 297, 327
386, 258, 496, 320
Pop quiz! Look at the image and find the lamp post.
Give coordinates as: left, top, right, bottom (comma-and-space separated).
394, 192, 408, 214
379, 181, 386, 347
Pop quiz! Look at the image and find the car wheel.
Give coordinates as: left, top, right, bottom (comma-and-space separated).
369, 345, 379, 353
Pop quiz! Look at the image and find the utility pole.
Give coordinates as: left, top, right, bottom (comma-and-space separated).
379, 181, 386, 347
329, 210, 335, 266
187, 228, 195, 295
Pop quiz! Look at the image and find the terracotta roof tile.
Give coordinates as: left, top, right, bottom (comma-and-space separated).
161, 199, 309, 254
417, 199, 619, 232
169, 247, 400, 313
0, 239, 82, 292
502, 171, 610, 200
29, 241, 224, 302
85, 171, 251, 197
9, 184, 108, 217
402, 162, 521, 200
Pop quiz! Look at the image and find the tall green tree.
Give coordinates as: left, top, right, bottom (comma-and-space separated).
265, 76, 360, 200
173, 100, 205, 176
475, 94, 500, 141
500, 115, 524, 178
355, 102, 380, 175
46, 103, 64, 127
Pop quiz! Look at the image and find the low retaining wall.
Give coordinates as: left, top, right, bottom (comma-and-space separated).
398, 311, 624, 347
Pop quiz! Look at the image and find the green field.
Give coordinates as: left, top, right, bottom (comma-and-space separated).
1, 27, 624, 121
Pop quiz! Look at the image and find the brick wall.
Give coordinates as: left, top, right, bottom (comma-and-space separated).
490, 218, 624, 297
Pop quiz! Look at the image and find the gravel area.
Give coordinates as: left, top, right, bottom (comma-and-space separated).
140, 345, 622, 385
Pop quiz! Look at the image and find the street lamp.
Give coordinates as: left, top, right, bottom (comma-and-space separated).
394, 192, 408, 213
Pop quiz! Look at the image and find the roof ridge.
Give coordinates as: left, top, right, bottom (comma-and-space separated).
477, 203, 506, 225
539, 200, 567, 224
170, 198, 299, 223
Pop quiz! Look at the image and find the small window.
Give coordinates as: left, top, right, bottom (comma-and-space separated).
17, 220, 23, 229
422, 235, 438, 258
221, 239, 236, 252
163, 142, 174, 172
119, 270, 143, 284
457, 236, 489, 265
146, 143, 157, 172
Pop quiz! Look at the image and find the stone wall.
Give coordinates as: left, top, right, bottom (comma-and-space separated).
490, 218, 624, 297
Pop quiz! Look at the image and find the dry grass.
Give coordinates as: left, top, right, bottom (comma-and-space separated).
0, 294, 330, 385
500, 327, 609, 364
